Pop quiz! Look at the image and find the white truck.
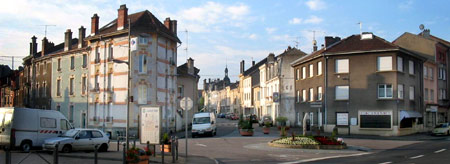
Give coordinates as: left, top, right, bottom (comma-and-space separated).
0, 107, 73, 152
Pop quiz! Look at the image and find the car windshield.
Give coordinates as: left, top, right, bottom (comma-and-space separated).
193, 117, 210, 124
435, 124, 448, 128
61, 129, 79, 138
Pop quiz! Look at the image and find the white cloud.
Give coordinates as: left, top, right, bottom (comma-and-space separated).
265, 27, 277, 34
248, 34, 257, 40
305, 0, 326, 11
289, 18, 302, 24
398, 0, 414, 10
304, 15, 323, 24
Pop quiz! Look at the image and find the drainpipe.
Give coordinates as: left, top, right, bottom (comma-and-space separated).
324, 55, 328, 126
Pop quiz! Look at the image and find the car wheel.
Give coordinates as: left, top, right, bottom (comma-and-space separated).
62, 145, 72, 153
20, 141, 32, 153
447, 130, 450, 136
99, 144, 108, 152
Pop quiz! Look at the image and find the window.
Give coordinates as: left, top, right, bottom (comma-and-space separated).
69, 105, 74, 122
82, 54, 87, 68
92, 131, 103, 138
69, 78, 74, 95
397, 56, 403, 72
139, 37, 148, 45
429, 68, 433, 80
302, 67, 306, 79
40, 117, 56, 128
108, 44, 113, 60
318, 87, 323, 100
95, 75, 99, 91
318, 61, 322, 75
94, 103, 98, 118
409, 60, 414, 75
302, 90, 306, 102
430, 89, 434, 101
309, 88, 314, 101
335, 86, 349, 100
309, 64, 314, 77
56, 105, 60, 111
178, 85, 184, 98
138, 85, 147, 104
107, 73, 112, 91
36, 83, 39, 98
425, 89, 429, 101
295, 69, 300, 80
95, 47, 100, 63
60, 119, 69, 130
107, 102, 112, 120
57, 58, 61, 71
409, 86, 414, 100
82, 76, 87, 95
70, 56, 75, 70
296, 90, 300, 103
43, 62, 47, 74
378, 84, 393, 99
335, 59, 349, 73
139, 55, 147, 73
398, 84, 404, 99
439, 89, 447, 100
78, 131, 92, 139
57, 79, 61, 96
43, 82, 46, 97
423, 66, 428, 78
377, 56, 392, 71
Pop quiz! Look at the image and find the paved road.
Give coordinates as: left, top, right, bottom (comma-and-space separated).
302, 139, 450, 164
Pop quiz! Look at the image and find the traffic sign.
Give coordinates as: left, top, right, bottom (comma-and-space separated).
180, 97, 193, 110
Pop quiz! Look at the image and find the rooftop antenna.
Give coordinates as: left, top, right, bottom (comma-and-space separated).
184, 29, 188, 61
309, 30, 322, 52
419, 24, 425, 36
293, 36, 300, 48
39, 25, 56, 38
357, 22, 362, 35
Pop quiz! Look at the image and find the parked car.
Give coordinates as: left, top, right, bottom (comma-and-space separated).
249, 114, 258, 123
432, 123, 450, 136
43, 129, 109, 153
0, 107, 73, 152
218, 113, 226, 118
192, 112, 217, 137
230, 114, 239, 120
225, 113, 233, 119
259, 115, 273, 127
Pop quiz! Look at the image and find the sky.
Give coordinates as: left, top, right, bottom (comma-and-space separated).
0, 0, 449, 89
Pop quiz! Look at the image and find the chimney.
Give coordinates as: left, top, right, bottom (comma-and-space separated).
252, 61, 255, 66
64, 29, 72, 51
41, 37, 48, 57
91, 14, 99, 35
422, 29, 431, 38
78, 26, 86, 48
170, 20, 177, 36
325, 36, 341, 48
268, 53, 275, 64
240, 60, 245, 74
164, 18, 171, 31
187, 58, 194, 75
117, 4, 128, 30
30, 36, 37, 56
313, 39, 318, 52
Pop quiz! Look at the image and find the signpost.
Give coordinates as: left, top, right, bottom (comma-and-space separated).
140, 106, 162, 145
180, 97, 192, 158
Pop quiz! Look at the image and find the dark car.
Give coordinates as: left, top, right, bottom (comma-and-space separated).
218, 113, 226, 118
249, 114, 258, 123
259, 115, 273, 127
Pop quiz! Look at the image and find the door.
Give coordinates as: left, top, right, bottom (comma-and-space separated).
81, 113, 87, 128
91, 130, 105, 149
73, 130, 93, 150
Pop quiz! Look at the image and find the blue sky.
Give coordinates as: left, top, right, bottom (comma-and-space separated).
0, 0, 449, 89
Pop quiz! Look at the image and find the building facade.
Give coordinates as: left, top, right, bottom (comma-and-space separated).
176, 58, 200, 131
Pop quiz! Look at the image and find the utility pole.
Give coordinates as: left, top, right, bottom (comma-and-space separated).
39, 25, 56, 38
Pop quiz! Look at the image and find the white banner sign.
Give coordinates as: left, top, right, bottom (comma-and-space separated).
359, 111, 392, 115
140, 106, 161, 144
336, 113, 349, 126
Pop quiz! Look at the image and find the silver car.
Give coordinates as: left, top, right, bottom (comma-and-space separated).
43, 129, 109, 153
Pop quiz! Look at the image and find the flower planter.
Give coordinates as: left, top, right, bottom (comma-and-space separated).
263, 127, 270, 134
240, 129, 254, 136
127, 155, 149, 164
160, 144, 172, 153
277, 126, 290, 131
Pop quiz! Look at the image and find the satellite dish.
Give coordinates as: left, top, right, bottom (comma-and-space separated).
419, 24, 425, 31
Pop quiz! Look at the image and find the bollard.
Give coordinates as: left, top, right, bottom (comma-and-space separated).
133, 138, 136, 147
117, 137, 120, 152
53, 143, 59, 164
122, 143, 126, 164
94, 145, 98, 164
162, 142, 165, 164
5, 146, 11, 164
153, 145, 156, 157
171, 136, 175, 163
146, 141, 150, 156
175, 137, 178, 161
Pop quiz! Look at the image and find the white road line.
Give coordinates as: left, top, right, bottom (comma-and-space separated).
434, 149, 446, 153
410, 155, 424, 159
378, 162, 392, 164
195, 143, 207, 147
279, 152, 372, 164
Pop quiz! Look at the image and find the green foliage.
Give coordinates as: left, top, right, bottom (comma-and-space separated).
197, 97, 205, 111
276, 116, 288, 126
241, 120, 253, 129
264, 121, 271, 128
162, 133, 170, 144
238, 114, 244, 128
280, 126, 287, 137
331, 127, 338, 139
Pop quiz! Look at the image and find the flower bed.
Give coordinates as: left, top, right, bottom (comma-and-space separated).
268, 136, 347, 150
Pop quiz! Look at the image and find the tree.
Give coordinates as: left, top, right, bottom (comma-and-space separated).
197, 96, 204, 111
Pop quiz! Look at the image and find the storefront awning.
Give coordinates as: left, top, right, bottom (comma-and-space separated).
400, 110, 423, 120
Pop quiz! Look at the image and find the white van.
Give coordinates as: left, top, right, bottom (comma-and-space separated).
0, 107, 73, 152
191, 112, 216, 137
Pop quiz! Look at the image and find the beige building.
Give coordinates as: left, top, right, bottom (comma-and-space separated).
176, 58, 200, 131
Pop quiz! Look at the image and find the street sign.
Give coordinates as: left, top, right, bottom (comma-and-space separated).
310, 102, 322, 108
140, 106, 161, 144
180, 97, 193, 110
273, 92, 279, 102
336, 112, 349, 126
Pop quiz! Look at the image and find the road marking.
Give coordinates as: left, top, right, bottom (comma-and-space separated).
195, 143, 207, 147
434, 149, 446, 153
410, 155, 424, 159
279, 152, 371, 164
379, 162, 392, 164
